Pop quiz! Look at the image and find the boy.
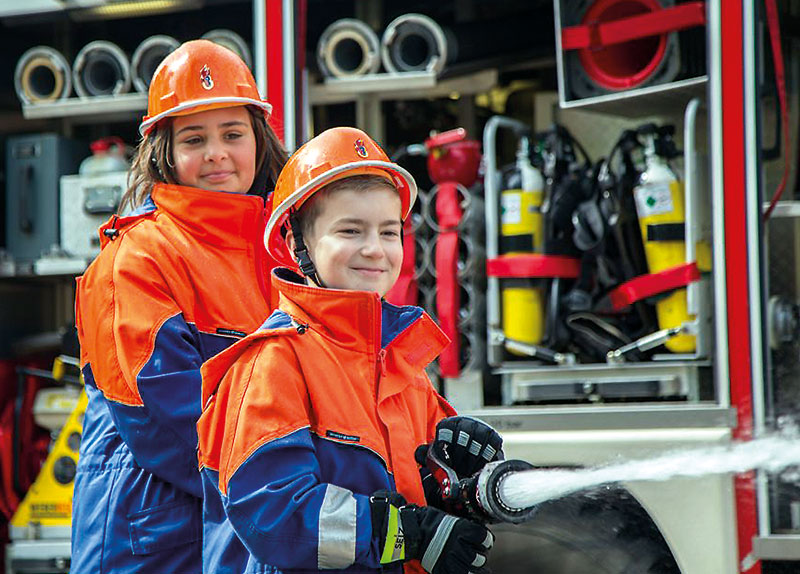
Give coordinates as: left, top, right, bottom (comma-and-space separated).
197, 127, 503, 574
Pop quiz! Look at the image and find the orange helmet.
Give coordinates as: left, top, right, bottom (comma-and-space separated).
139, 39, 271, 136
265, 126, 417, 267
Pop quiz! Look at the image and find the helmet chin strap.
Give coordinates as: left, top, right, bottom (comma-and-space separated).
289, 214, 326, 288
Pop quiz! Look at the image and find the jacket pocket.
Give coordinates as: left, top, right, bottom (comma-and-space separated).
128, 499, 202, 555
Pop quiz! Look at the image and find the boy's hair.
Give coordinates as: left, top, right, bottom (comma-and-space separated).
294, 174, 399, 238
119, 105, 288, 213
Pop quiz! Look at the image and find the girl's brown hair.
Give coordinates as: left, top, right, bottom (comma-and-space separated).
119, 106, 288, 213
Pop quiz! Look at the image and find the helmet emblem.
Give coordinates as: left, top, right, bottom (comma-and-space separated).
354, 139, 368, 158
200, 65, 214, 90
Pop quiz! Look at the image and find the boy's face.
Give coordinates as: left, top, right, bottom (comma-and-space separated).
171, 106, 256, 194
293, 186, 403, 296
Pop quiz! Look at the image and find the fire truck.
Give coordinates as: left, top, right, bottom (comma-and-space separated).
1, 1, 798, 573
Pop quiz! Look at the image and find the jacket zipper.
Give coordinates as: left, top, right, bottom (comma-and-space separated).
374, 296, 385, 400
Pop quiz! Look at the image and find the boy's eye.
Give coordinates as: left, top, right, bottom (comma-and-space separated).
339, 228, 360, 235
382, 230, 401, 238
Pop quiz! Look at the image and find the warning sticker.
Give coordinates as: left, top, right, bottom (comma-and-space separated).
634, 183, 674, 217
501, 194, 522, 225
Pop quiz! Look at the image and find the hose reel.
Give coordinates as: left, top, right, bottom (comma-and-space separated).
72, 41, 131, 98
131, 35, 179, 93
15, 46, 72, 105
317, 18, 381, 78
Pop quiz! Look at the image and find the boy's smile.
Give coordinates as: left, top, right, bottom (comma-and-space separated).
296, 186, 403, 296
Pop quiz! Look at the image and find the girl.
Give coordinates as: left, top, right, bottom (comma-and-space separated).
71, 40, 287, 574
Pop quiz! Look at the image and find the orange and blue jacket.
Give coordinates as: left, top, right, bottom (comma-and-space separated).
73, 183, 274, 574
198, 268, 456, 574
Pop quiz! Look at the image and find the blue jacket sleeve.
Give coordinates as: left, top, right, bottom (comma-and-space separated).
107, 313, 204, 498
223, 429, 379, 570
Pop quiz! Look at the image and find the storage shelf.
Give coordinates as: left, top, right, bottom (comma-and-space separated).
497, 359, 712, 404
465, 404, 735, 432
765, 200, 800, 218
560, 76, 708, 117
309, 69, 499, 105
22, 93, 147, 120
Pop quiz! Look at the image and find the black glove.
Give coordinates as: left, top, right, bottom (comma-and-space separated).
371, 490, 493, 574
415, 416, 504, 479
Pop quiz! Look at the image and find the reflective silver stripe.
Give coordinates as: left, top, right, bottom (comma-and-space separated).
318, 484, 357, 569
469, 441, 482, 456
438, 428, 454, 443
483, 445, 496, 461
482, 530, 494, 549
421, 514, 458, 572
457, 431, 470, 447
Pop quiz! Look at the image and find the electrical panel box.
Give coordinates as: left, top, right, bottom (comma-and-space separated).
5, 134, 85, 263
59, 171, 126, 262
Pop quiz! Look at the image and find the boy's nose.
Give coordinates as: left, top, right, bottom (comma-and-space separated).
360, 233, 384, 257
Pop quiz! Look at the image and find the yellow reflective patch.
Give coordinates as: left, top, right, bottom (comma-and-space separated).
379, 505, 405, 564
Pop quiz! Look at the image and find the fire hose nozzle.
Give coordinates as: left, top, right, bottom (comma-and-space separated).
426, 441, 538, 524
472, 459, 539, 524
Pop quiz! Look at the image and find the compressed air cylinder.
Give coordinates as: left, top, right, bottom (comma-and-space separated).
72, 41, 131, 98
633, 139, 696, 353
131, 35, 179, 93
317, 18, 381, 78
501, 147, 545, 349
15, 46, 72, 104
381, 13, 448, 75
202, 29, 252, 69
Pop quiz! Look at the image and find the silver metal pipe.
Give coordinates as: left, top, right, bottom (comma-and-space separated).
15, 46, 72, 104
317, 18, 381, 78
202, 29, 252, 70
131, 35, 178, 94
482, 116, 531, 365
381, 13, 448, 75
683, 97, 701, 315
72, 41, 131, 98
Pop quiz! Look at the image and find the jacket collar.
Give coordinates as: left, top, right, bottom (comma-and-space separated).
151, 183, 266, 247
272, 268, 449, 369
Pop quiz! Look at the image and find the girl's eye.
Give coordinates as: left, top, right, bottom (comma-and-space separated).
225, 131, 243, 140
182, 136, 203, 146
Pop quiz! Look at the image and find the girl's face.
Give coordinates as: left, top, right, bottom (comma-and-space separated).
171, 106, 256, 193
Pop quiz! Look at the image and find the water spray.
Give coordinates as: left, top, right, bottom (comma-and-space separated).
499, 435, 800, 511
427, 434, 800, 525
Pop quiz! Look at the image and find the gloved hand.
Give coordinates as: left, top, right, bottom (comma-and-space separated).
415, 416, 504, 479
371, 490, 493, 574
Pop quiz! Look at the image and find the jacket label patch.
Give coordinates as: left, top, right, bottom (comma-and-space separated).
216, 328, 247, 338
326, 430, 360, 442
